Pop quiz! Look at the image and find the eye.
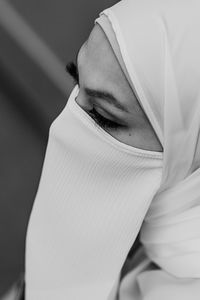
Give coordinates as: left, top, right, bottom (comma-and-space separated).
88, 107, 123, 130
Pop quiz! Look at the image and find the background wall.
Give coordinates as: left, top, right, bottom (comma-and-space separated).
0, 0, 118, 297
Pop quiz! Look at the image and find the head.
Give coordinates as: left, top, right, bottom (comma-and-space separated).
27, 2, 200, 291
67, 24, 163, 152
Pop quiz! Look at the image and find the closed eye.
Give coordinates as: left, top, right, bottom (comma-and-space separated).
87, 107, 122, 130
66, 61, 126, 131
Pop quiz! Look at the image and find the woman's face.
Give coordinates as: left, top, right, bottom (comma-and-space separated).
74, 24, 163, 152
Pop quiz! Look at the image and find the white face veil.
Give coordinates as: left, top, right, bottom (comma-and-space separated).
95, 0, 200, 298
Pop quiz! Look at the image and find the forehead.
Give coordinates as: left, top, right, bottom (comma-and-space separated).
79, 24, 128, 88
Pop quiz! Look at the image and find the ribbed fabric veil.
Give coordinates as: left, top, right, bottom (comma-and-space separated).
95, 0, 200, 299
25, 86, 163, 300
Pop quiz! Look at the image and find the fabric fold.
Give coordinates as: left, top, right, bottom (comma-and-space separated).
95, 0, 200, 298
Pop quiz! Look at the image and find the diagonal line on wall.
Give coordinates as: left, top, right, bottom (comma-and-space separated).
0, 0, 71, 96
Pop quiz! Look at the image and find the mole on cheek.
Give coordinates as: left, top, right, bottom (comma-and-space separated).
129, 132, 132, 136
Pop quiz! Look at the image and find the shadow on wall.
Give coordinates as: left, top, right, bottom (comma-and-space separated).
0, 0, 118, 297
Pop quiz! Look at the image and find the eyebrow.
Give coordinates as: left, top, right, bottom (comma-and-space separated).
75, 45, 129, 114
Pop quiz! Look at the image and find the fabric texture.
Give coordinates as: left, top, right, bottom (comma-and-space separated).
95, 0, 200, 298
25, 86, 163, 299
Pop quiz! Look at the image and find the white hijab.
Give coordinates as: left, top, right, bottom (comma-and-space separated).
96, 0, 200, 298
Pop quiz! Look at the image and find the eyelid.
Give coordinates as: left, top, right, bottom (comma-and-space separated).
92, 107, 120, 125
88, 108, 120, 129
94, 104, 128, 126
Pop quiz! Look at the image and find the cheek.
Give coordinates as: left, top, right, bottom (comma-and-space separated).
105, 127, 138, 148
108, 127, 162, 152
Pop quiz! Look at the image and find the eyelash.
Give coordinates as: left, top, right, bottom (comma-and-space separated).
66, 61, 79, 85
88, 107, 121, 130
66, 61, 122, 130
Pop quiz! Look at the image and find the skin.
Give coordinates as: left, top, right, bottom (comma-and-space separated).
75, 24, 163, 152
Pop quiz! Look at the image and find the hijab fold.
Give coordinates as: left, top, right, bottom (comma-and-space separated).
95, 0, 200, 297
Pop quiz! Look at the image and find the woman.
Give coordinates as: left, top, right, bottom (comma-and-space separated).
25, 0, 200, 299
